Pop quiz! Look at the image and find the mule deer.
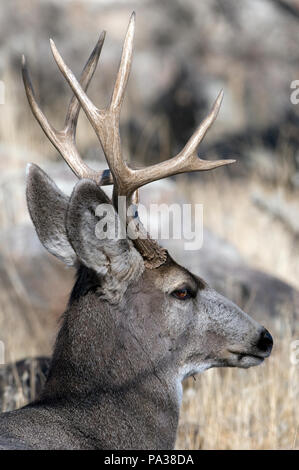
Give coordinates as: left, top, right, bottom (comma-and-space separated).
0, 13, 273, 450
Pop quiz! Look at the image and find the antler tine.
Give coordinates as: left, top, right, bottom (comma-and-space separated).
127, 90, 236, 191
22, 34, 113, 185
181, 88, 224, 160
110, 11, 135, 112
64, 31, 106, 134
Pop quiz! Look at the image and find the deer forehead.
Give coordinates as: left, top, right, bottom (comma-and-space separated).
149, 263, 199, 294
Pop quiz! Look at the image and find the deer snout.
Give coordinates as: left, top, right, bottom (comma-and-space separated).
255, 327, 273, 357
227, 323, 273, 368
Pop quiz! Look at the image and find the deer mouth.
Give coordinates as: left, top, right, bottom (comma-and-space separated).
229, 350, 265, 360
227, 349, 268, 368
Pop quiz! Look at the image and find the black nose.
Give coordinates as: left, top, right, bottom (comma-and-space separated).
256, 328, 273, 353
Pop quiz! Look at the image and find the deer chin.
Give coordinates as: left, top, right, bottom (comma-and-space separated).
180, 362, 214, 381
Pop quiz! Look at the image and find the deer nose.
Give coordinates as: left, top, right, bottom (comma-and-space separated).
256, 328, 273, 355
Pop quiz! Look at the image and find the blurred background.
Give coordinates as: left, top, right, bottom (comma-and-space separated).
0, 0, 299, 449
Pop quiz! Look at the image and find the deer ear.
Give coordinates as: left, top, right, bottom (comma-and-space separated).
66, 179, 144, 302
26, 163, 77, 266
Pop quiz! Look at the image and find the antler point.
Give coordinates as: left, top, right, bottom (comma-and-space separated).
217, 88, 224, 102
49, 38, 56, 52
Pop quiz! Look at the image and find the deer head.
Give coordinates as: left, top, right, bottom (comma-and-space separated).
21, 13, 273, 449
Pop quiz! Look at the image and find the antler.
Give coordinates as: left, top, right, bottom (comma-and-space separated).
23, 12, 236, 268
50, 12, 235, 205
22, 31, 113, 186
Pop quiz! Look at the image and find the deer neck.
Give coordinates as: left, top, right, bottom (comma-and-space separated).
40, 291, 181, 449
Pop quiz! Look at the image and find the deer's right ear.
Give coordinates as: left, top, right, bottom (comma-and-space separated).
26, 163, 77, 266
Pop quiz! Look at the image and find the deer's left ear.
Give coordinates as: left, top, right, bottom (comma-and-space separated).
26, 163, 77, 266
66, 179, 144, 303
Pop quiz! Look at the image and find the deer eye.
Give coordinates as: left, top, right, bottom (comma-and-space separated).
171, 288, 193, 301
